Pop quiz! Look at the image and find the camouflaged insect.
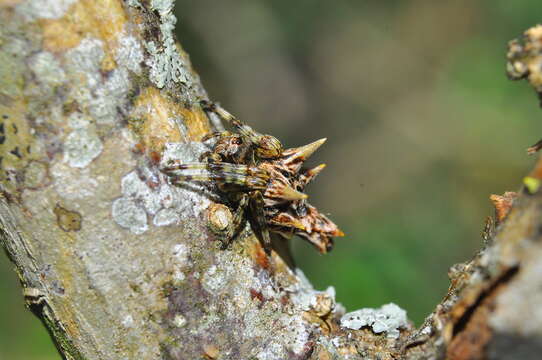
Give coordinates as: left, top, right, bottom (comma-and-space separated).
161, 101, 343, 253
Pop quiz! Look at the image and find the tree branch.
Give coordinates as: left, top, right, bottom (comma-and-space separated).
2, 1, 542, 359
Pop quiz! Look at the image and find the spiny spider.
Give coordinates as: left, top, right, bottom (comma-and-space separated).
161, 101, 343, 253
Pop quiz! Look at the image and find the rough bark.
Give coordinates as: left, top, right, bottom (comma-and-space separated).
1, 1, 542, 359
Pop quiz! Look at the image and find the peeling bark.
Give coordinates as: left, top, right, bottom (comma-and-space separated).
2, 1, 542, 359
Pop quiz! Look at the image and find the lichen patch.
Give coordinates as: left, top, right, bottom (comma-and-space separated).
145, 0, 188, 89
115, 34, 143, 74
63, 36, 104, 78
121, 171, 163, 215
121, 315, 134, 328
153, 208, 179, 227
64, 126, 103, 168
160, 150, 213, 218
51, 162, 99, 199
94, 68, 131, 125
28, 51, 66, 89
171, 243, 190, 266
111, 197, 148, 234
112, 151, 212, 234
340, 303, 408, 339
64, 38, 132, 126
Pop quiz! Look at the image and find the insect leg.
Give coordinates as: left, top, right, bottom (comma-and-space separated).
164, 162, 252, 174
201, 101, 259, 146
163, 162, 269, 189
200, 100, 282, 159
249, 190, 271, 254
202, 130, 234, 142
200, 100, 244, 129
199, 151, 222, 163
220, 193, 250, 248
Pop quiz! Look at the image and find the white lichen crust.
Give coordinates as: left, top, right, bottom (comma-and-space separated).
111, 142, 212, 234
341, 303, 408, 339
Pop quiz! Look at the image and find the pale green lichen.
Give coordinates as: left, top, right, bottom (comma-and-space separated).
126, 0, 142, 8
112, 142, 211, 235
28, 51, 66, 89
291, 268, 337, 311
91, 68, 131, 125
153, 208, 180, 226
115, 35, 144, 74
145, 0, 190, 89
111, 197, 148, 234
201, 264, 221, 293
65, 38, 131, 125
121, 171, 164, 215
170, 243, 190, 284
159, 142, 212, 216
51, 163, 99, 199
112, 170, 159, 234
65, 38, 104, 77
64, 126, 103, 168
151, 0, 174, 14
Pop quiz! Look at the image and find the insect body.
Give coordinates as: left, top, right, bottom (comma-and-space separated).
161, 101, 343, 253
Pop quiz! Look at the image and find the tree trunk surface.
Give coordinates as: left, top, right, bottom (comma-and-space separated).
1, 1, 542, 359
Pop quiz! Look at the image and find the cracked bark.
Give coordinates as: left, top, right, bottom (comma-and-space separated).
2, 1, 542, 359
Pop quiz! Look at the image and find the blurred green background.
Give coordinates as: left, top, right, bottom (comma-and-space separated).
2, 0, 542, 358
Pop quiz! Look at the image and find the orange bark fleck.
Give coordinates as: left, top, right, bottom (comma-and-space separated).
180, 106, 212, 142
489, 192, 518, 223
40, 0, 127, 57
131, 87, 184, 155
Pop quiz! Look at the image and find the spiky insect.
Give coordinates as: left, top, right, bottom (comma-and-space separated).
161, 101, 343, 253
